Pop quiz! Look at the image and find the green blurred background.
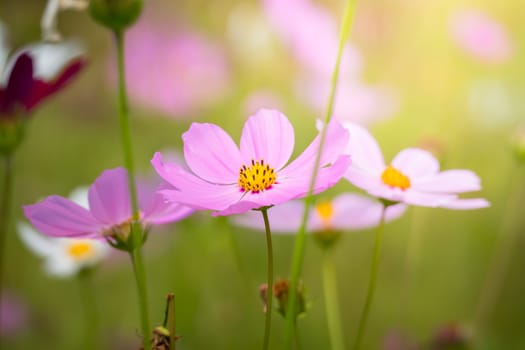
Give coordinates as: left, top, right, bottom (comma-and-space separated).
1, 0, 524, 348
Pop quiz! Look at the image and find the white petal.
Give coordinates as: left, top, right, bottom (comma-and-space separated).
68, 186, 89, 209
6, 40, 83, 81
0, 21, 9, 75
17, 222, 57, 257
45, 255, 78, 277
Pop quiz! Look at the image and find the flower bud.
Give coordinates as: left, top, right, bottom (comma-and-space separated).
89, 0, 143, 31
259, 279, 307, 319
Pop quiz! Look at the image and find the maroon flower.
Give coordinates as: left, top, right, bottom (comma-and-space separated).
0, 41, 85, 120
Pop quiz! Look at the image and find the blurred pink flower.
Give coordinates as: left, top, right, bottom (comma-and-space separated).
263, 0, 362, 79
262, 0, 398, 124
343, 122, 490, 209
23, 168, 193, 240
0, 22, 85, 120
450, 9, 514, 64
121, 15, 231, 117
234, 193, 406, 233
0, 291, 28, 337
242, 90, 283, 116
152, 109, 351, 216
298, 79, 398, 124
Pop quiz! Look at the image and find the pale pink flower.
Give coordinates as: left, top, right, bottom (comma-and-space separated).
343, 122, 489, 209
23, 168, 193, 240
450, 9, 514, 64
121, 14, 230, 117
151, 109, 351, 216
234, 193, 406, 233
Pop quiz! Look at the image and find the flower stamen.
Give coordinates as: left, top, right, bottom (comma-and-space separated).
381, 165, 411, 190
315, 201, 334, 228
238, 159, 276, 193
67, 241, 94, 260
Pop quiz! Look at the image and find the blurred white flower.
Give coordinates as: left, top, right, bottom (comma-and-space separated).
18, 187, 110, 278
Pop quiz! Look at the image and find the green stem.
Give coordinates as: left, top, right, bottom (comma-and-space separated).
130, 249, 151, 350
352, 206, 387, 350
0, 154, 13, 329
294, 322, 302, 350
78, 269, 98, 350
472, 168, 524, 338
114, 29, 140, 222
261, 208, 274, 350
322, 247, 345, 350
114, 29, 151, 348
284, 0, 358, 347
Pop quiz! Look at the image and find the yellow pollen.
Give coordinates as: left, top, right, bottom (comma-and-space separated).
67, 241, 94, 260
238, 159, 276, 193
381, 165, 411, 190
315, 201, 334, 227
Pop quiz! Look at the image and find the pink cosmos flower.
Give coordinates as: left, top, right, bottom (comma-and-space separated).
0, 23, 85, 119
234, 193, 407, 233
450, 9, 514, 64
342, 122, 489, 209
151, 109, 351, 216
23, 168, 193, 240
120, 12, 230, 117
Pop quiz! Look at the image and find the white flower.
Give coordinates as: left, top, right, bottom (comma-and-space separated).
18, 187, 110, 278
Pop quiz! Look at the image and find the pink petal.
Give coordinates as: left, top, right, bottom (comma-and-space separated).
391, 148, 440, 179
341, 122, 385, 174
183, 122, 242, 183
232, 200, 305, 233
142, 183, 194, 225
281, 119, 349, 176
440, 198, 490, 210
328, 193, 406, 230
412, 170, 482, 193
88, 168, 133, 225
152, 154, 243, 211
239, 109, 294, 170
345, 166, 384, 193
23, 196, 101, 238
400, 190, 457, 207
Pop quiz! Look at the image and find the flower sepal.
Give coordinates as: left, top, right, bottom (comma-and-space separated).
0, 116, 26, 155
379, 198, 400, 208
104, 220, 149, 252
313, 229, 342, 250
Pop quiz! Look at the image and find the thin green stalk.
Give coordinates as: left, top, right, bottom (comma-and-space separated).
114, 29, 151, 349
284, 0, 358, 346
78, 270, 98, 350
352, 206, 387, 350
130, 249, 151, 349
261, 208, 274, 350
0, 154, 13, 327
472, 168, 523, 338
294, 322, 302, 350
114, 29, 140, 222
322, 247, 345, 350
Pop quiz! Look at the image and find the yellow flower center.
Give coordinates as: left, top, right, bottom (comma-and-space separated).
67, 241, 94, 260
381, 165, 411, 190
315, 201, 334, 228
238, 159, 276, 193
